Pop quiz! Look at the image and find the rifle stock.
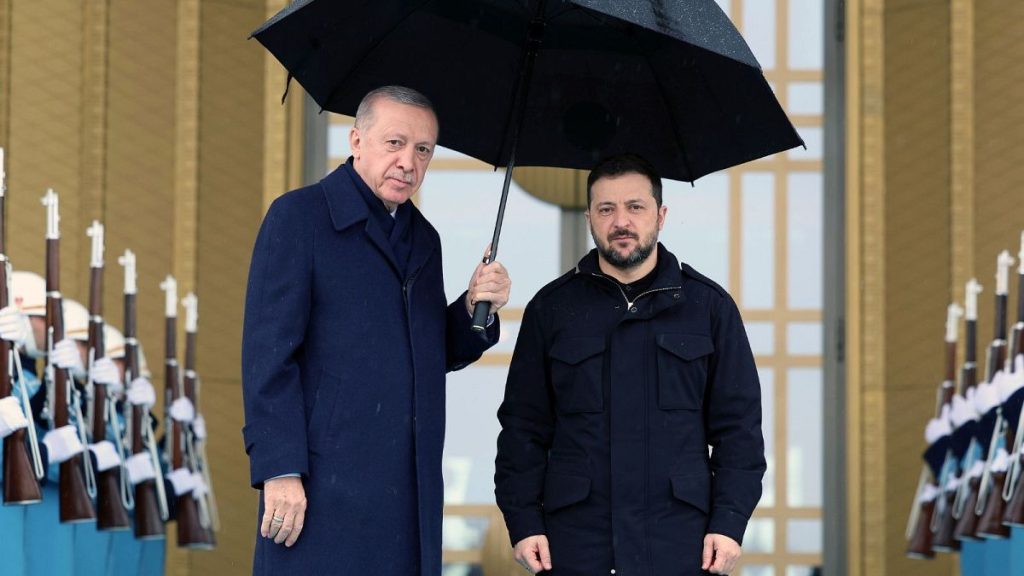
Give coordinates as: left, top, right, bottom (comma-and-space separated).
907, 307, 962, 558
0, 149, 42, 505
183, 311, 215, 548
122, 266, 165, 540
42, 190, 95, 523
88, 230, 131, 531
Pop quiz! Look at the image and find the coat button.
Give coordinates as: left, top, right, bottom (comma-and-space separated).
629, 306, 637, 313
673, 293, 680, 299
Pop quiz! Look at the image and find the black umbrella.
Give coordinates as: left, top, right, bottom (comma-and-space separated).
253, 0, 803, 327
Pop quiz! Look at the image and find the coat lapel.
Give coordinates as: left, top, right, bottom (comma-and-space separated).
320, 165, 403, 279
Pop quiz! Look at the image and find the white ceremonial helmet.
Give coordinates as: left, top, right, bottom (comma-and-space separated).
10, 270, 46, 358
63, 299, 90, 343
10, 270, 46, 317
104, 325, 125, 360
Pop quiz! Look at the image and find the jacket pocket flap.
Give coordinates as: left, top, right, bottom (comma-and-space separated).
657, 334, 714, 361
543, 472, 592, 513
670, 473, 711, 514
549, 337, 606, 365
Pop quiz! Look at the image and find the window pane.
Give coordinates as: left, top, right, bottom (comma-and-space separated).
744, 518, 774, 553
789, 0, 824, 69
662, 174, 730, 290
444, 367, 509, 503
742, 173, 774, 309
759, 368, 775, 507
787, 173, 823, 309
746, 322, 775, 356
787, 322, 822, 355
786, 567, 821, 576
787, 519, 823, 554
420, 172, 560, 308
788, 82, 824, 116
787, 368, 823, 507
742, 566, 775, 576
328, 123, 349, 160
743, 0, 776, 69
787, 126, 822, 161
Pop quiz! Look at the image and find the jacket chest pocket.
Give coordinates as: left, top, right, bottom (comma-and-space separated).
549, 337, 605, 413
656, 333, 714, 410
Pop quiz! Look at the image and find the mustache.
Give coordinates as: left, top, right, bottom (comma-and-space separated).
386, 171, 414, 184
608, 230, 638, 241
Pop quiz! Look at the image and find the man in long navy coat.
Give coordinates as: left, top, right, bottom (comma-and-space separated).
495, 154, 765, 575
242, 85, 511, 575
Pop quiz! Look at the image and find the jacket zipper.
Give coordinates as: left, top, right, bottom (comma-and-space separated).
589, 273, 680, 309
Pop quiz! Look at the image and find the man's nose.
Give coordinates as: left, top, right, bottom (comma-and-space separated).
611, 208, 630, 228
396, 146, 416, 171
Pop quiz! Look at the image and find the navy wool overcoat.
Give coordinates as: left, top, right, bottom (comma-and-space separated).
242, 164, 497, 575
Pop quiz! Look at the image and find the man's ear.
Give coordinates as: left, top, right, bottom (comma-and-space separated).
349, 128, 362, 159
658, 205, 668, 230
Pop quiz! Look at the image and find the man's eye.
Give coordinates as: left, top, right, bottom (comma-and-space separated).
417, 146, 432, 155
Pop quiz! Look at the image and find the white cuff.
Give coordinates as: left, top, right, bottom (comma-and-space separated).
167, 467, 195, 496
126, 452, 157, 485
0, 396, 29, 438
42, 425, 85, 464
89, 440, 122, 472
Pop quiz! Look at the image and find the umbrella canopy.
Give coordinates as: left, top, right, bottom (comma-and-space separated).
253, 0, 803, 183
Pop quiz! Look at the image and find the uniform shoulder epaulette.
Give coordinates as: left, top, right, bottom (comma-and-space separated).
679, 262, 728, 297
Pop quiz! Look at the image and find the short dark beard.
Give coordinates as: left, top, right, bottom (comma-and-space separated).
592, 228, 657, 270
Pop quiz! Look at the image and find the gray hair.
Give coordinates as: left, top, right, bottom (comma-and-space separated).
354, 86, 435, 130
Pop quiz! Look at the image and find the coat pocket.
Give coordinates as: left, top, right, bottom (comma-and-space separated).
543, 472, 592, 514
656, 333, 714, 410
306, 369, 342, 450
670, 472, 711, 514
549, 337, 606, 413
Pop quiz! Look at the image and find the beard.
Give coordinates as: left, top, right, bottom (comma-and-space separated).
591, 226, 658, 270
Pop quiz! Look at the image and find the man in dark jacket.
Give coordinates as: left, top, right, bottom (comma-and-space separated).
495, 154, 765, 576
242, 85, 511, 575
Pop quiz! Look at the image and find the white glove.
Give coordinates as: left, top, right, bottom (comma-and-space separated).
925, 404, 953, 444
167, 467, 196, 496
127, 377, 156, 407
974, 381, 1000, 415
992, 447, 1011, 473
42, 424, 85, 464
0, 305, 29, 344
950, 392, 978, 428
126, 453, 157, 485
52, 338, 83, 372
88, 440, 122, 472
90, 356, 121, 387
190, 471, 208, 498
193, 414, 207, 440
0, 396, 29, 438
170, 397, 195, 423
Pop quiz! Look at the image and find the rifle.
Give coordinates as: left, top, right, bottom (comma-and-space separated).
120, 249, 167, 539
975, 250, 1015, 539
183, 292, 216, 547
161, 276, 206, 547
952, 279, 984, 541
87, 221, 130, 530
906, 303, 962, 558
0, 147, 43, 505
41, 189, 95, 522
1001, 231, 1024, 526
